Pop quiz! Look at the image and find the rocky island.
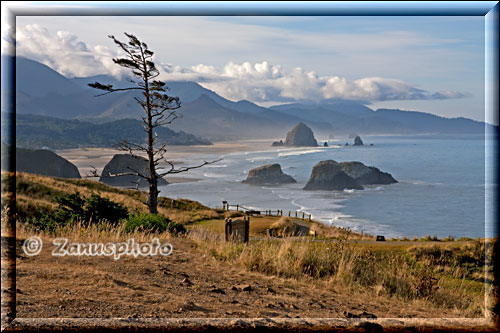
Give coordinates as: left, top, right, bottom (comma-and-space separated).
242, 164, 296, 185
272, 140, 284, 147
100, 154, 168, 188
340, 161, 397, 185
353, 136, 364, 146
284, 122, 318, 147
303, 160, 363, 191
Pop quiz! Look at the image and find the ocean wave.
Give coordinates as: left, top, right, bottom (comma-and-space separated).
246, 156, 271, 162
278, 149, 323, 157
406, 180, 443, 186
203, 172, 230, 178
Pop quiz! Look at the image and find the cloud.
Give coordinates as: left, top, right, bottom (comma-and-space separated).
14, 24, 126, 78
12, 24, 469, 104
431, 90, 471, 99
157, 60, 469, 104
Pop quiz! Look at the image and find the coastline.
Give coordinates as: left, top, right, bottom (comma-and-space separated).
56, 136, 490, 238
57, 139, 276, 183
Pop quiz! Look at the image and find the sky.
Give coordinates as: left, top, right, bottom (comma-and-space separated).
2, 5, 490, 123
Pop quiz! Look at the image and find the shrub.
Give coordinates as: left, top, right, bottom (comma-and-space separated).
55, 191, 86, 222
125, 213, 169, 232
84, 193, 128, 225
125, 213, 186, 235
26, 211, 65, 234
414, 268, 440, 298
421, 234, 440, 242
23, 191, 129, 231
165, 221, 186, 235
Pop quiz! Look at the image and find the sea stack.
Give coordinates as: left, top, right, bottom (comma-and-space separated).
284, 122, 318, 147
353, 136, 364, 146
303, 160, 363, 191
242, 164, 296, 185
100, 154, 168, 188
340, 161, 397, 185
272, 140, 284, 147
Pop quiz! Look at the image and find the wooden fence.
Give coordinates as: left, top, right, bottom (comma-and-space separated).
221, 201, 312, 221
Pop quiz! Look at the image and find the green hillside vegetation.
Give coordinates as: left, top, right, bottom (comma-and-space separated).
2, 113, 212, 149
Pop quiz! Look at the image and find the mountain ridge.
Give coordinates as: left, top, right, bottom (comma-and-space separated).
7, 56, 497, 139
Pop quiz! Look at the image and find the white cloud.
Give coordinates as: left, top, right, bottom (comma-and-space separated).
14, 24, 126, 78
157, 60, 468, 104
12, 24, 469, 104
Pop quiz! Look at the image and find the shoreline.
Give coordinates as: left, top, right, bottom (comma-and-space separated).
57, 139, 276, 183
56, 137, 489, 239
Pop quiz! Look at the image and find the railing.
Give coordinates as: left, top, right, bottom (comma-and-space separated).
222, 201, 312, 221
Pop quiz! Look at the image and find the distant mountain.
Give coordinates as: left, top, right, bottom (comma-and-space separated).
166, 94, 288, 141
15, 56, 128, 119
72, 75, 267, 115
9, 56, 497, 139
256, 109, 333, 134
270, 101, 374, 117
269, 103, 493, 135
15, 57, 82, 97
373, 109, 489, 134
2, 113, 211, 150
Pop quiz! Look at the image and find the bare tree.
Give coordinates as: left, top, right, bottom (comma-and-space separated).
89, 33, 218, 214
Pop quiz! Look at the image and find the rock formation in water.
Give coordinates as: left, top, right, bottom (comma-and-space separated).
353, 136, 364, 146
340, 161, 397, 185
284, 123, 318, 147
100, 154, 168, 188
242, 163, 296, 185
272, 140, 284, 147
303, 160, 363, 191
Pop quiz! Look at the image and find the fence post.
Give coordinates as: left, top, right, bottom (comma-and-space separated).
302, 212, 305, 219
236, 204, 239, 211
309, 214, 312, 221
244, 216, 249, 243
288, 211, 291, 217
225, 218, 231, 242
295, 211, 297, 217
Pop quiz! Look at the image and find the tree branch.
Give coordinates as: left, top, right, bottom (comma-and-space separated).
157, 159, 222, 177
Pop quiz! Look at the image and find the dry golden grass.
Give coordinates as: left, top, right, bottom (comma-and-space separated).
3, 171, 492, 318
188, 228, 487, 317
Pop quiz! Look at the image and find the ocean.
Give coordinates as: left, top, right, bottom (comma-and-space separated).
159, 135, 497, 239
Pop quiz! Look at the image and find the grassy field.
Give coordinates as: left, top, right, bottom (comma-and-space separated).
1, 171, 496, 318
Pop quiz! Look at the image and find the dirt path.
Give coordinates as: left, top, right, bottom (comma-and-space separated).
15, 236, 458, 319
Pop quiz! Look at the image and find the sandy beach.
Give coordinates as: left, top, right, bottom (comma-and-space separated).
57, 139, 276, 183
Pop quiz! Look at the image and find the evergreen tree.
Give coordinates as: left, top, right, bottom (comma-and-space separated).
89, 33, 218, 214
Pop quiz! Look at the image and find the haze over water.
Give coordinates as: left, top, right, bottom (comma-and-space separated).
160, 135, 496, 239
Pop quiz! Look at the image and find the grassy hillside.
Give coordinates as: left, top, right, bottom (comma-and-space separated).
2, 171, 495, 318
6, 172, 219, 226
